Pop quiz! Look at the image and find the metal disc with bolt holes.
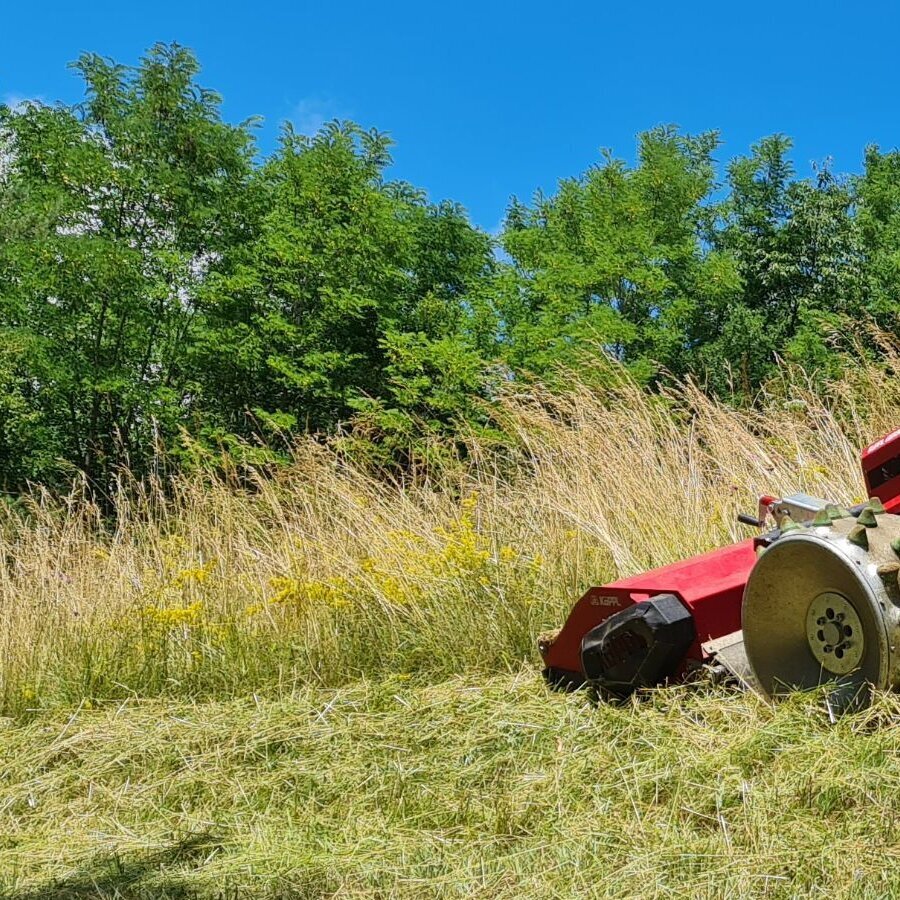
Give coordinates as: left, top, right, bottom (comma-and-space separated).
742, 511, 900, 711
805, 592, 863, 675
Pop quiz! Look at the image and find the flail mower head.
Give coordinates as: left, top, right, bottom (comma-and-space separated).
539, 427, 900, 710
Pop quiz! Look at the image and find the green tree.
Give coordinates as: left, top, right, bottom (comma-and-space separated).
499, 127, 737, 383
856, 146, 900, 330
0, 44, 254, 492
704, 136, 861, 393
194, 122, 497, 456
2, 40, 893, 494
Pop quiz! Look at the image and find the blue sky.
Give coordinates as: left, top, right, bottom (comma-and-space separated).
3, 1, 899, 230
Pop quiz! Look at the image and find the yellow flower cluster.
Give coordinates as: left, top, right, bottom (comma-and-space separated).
267, 576, 301, 604
141, 599, 204, 630
172, 559, 216, 588
132, 553, 218, 636
360, 558, 416, 605
243, 493, 544, 618
499, 545, 518, 563
356, 492, 543, 607
246, 575, 351, 617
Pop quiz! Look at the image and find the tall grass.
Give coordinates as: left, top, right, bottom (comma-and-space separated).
1, 355, 899, 717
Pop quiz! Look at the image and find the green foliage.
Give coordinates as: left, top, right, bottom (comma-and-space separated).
193, 123, 496, 455
0, 43, 254, 493
500, 127, 737, 383
705, 136, 864, 393
347, 329, 502, 470
856, 145, 900, 324
1, 43, 900, 491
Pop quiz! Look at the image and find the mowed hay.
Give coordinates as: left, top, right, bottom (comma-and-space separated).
4, 675, 900, 898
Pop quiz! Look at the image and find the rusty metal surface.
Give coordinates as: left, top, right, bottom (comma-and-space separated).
702, 630, 758, 692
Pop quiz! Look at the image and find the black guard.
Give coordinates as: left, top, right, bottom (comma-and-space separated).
580, 593, 695, 700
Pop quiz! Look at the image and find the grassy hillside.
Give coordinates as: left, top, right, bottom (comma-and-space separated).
3, 356, 900, 896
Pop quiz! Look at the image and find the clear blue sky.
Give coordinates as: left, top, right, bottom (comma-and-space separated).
3, 0, 899, 230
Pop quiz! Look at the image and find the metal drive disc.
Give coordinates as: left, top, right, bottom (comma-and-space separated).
743, 529, 890, 705
805, 591, 863, 675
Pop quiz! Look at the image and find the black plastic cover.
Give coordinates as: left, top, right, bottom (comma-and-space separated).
580, 593, 695, 700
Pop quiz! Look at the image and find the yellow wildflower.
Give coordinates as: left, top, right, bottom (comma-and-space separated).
142, 599, 204, 630
173, 559, 216, 588
499, 545, 518, 563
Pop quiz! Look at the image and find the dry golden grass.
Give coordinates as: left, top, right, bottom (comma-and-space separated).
1, 355, 899, 717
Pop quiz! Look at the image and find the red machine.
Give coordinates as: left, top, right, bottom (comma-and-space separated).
539, 427, 900, 701
862, 427, 900, 514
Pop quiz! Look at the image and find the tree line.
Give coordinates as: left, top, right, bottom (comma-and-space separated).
0, 43, 898, 493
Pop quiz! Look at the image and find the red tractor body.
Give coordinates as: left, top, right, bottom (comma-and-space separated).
540, 427, 900, 697
863, 427, 900, 514
541, 539, 757, 689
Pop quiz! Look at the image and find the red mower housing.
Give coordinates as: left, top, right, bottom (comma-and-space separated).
540, 426, 900, 696
863, 427, 900, 515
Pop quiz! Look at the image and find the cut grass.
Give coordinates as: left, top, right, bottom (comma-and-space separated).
4, 673, 900, 898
